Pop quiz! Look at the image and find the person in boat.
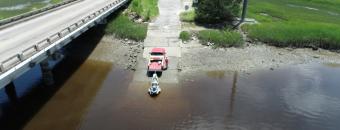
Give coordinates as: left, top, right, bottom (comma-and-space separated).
149, 80, 161, 95
149, 73, 161, 95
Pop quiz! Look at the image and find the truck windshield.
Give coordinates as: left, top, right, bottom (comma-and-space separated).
151, 52, 163, 56
151, 60, 162, 63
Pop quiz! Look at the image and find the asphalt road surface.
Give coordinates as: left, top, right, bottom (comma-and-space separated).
0, 0, 117, 62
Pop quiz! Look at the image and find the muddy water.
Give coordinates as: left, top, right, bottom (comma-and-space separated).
22, 27, 116, 130
80, 81, 190, 129
80, 63, 340, 130
0, 26, 111, 130
176, 64, 340, 130
23, 60, 114, 130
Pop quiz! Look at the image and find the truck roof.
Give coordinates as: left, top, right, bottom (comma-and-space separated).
151, 48, 166, 53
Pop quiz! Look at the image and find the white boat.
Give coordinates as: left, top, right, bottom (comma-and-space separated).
148, 73, 161, 96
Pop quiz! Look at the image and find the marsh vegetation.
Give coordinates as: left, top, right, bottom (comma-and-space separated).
243, 0, 340, 50
0, 0, 63, 20
105, 0, 159, 41
128, 0, 158, 21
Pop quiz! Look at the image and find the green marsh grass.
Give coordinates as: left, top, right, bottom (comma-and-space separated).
198, 30, 244, 48
244, 0, 340, 49
0, 0, 63, 20
128, 0, 158, 20
243, 22, 340, 49
105, 14, 147, 41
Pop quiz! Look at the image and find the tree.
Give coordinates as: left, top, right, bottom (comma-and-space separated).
195, 0, 242, 24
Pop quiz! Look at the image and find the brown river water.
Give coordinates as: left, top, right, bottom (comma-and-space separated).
0, 27, 340, 130
81, 63, 340, 130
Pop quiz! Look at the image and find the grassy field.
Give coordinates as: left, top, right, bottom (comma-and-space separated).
128, 0, 158, 20
0, 0, 63, 20
105, 13, 147, 41
198, 30, 244, 48
180, 10, 195, 22
243, 0, 340, 49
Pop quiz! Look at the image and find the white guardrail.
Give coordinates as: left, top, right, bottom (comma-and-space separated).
0, 0, 128, 75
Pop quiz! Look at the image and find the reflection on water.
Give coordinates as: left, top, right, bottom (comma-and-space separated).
180, 63, 340, 130
0, 26, 106, 130
229, 71, 238, 117
206, 71, 226, 79
24, 60, 114, 130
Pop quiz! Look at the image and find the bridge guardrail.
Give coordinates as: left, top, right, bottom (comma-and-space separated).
22, 45, 38, 59
0, 0, 127, 74
0, 0, 81, 27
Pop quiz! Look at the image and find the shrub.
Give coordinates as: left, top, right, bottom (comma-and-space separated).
128, 0, 159, 20
180, 10, 196, 22
195, 0, 242, 24
198, 29, 244, 47
179, 31, 191, 42
105, 14, 147, 41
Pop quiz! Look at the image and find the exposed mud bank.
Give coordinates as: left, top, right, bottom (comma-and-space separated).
179, 40, 340, 73
88, 35, 143, 70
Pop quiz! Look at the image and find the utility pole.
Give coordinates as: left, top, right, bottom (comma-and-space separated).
235, 0, 248, 28
241, 0, 248, 22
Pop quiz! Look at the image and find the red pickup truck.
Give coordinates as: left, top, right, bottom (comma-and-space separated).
147, 48, 168, 75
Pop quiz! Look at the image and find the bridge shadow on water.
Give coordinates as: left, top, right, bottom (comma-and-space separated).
0, 24, 106, 130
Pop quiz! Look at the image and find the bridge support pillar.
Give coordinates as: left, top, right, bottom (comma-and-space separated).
52, 51, 64, 61
5, 82, 18, 104
40, 60, 54, 86
98, 19, 107, 25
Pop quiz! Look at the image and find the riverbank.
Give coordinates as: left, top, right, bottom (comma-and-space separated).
98, 0, 340, 76
179, 39, 340, 73
88, 35, 143, 70
88, 26, 340, 75
177, 0, 340, 74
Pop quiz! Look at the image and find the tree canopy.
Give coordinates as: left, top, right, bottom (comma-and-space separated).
195, 0, 242, 24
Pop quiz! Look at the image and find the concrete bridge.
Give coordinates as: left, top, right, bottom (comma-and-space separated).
0, 0, 129, 97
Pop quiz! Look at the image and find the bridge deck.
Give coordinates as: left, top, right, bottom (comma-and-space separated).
0, 0, 117, 63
